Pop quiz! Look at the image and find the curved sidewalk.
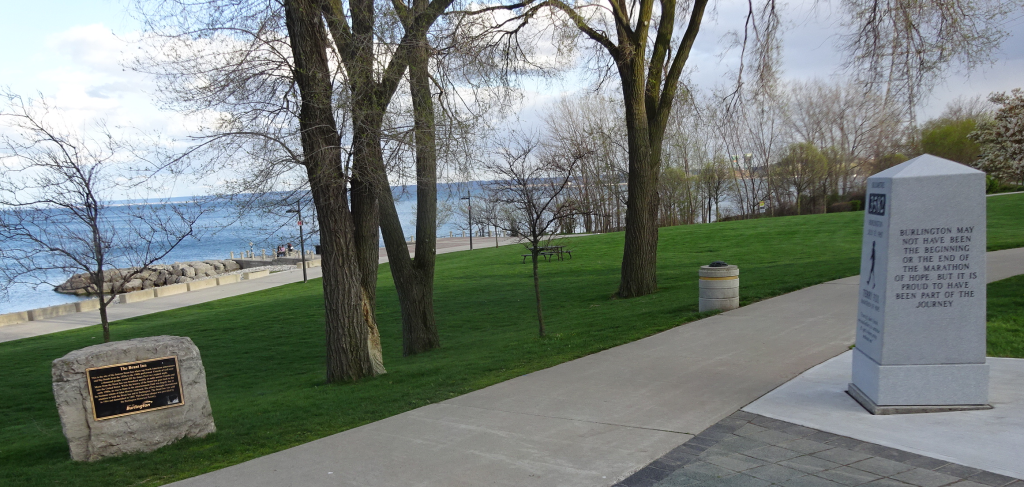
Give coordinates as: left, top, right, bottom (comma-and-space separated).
164, 247, 1024, 486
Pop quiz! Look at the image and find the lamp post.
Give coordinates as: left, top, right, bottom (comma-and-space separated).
460, 193, 472, 250
286, 201, 308, 283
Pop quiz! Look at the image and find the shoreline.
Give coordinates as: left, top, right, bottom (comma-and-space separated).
1, 235, 532, 316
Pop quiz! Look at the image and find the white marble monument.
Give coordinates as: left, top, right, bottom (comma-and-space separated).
848, 154, 990, 414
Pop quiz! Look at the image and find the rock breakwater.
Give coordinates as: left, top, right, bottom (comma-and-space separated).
55, 260, 242, 295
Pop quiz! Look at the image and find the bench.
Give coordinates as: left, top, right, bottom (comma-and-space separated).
521, 252, 559, 264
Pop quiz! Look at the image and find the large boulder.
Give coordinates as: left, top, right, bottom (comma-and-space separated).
206, 261, 225, 273
192, 262, 214, 277
51, 336, 216, 461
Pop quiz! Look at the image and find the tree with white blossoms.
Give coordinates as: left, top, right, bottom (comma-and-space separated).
969, 88, 1024, 185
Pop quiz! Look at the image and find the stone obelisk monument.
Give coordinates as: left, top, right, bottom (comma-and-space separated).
848, 154, 990, 414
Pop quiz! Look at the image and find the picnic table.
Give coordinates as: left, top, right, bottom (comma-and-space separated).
521, 246, 573, 263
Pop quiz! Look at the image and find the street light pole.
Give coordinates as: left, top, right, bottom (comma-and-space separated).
287, 201, 308, 283
460, 193, 472, 250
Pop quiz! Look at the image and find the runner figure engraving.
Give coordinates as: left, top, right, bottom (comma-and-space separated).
865, 241, 877, 289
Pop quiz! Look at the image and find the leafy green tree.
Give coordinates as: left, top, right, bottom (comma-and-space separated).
921, 118, 981, 164
778, 143, 828, 215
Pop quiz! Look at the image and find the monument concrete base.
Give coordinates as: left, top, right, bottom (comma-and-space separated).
847, 382, 992, 415
849, 348, 990, 414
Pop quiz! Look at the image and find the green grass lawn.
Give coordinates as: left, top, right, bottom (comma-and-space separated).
987, 274, 1024, 358
986, 192, 1024, 250
1, 193, 1022, 486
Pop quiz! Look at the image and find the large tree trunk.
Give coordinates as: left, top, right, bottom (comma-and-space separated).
312, 179, 386, 381
376, 163, 440, 356
285, 0, 384, 382
347, 0, 388, 371
396, 27, 441, 355
350, 114, 382, 317
348, 0, 382, 329
373, 8, 440, 356
616, 67, 660, 298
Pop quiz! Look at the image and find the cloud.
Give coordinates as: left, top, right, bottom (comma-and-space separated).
85, 81, 139, 99
48, 24, 130, 75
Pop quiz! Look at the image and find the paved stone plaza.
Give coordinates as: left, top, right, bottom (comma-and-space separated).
619, 412, 1021, 487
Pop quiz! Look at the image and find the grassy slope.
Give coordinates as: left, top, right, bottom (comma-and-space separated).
0, 193, 1021, 486
985, 193, 1024, 358
986, 192, 1024, 250
987, 274, 1024, 358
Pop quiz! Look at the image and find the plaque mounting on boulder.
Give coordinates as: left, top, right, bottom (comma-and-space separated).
52, 336, 215, 461
848, 154, 991, 414
86, 356, 184, 420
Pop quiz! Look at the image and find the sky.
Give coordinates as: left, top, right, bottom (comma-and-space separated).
1, 0, 1022, 197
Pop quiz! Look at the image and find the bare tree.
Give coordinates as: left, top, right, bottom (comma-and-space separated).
0, 92, 203, 342
469, 0, 1013, 297
542, 94, 628, 234
485, 132, 581, 337
473, 0, 746, 297
938, 95, 994, 122
135, 0, 516, 361
697, 156, 731, 222
787, 80, 904, 194
837, 0, 1016, 129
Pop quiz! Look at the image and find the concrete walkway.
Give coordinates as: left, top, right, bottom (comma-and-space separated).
158, 250, 1022, 486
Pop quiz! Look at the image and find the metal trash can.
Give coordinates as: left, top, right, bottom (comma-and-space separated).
699, 262, 739, 312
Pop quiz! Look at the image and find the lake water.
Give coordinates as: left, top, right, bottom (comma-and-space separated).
0, 183, 482, 315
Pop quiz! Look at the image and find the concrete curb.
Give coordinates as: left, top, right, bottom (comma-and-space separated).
243, 270, 270, 280
28, 303, 81, 321
0, 269, 277, 328
119, 290, 156, 304
155, 283, 189, 298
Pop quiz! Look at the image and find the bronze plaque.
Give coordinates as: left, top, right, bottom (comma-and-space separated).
86, 356, 185, 420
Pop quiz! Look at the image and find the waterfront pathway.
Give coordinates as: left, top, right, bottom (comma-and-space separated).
0, 236, 519, 343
